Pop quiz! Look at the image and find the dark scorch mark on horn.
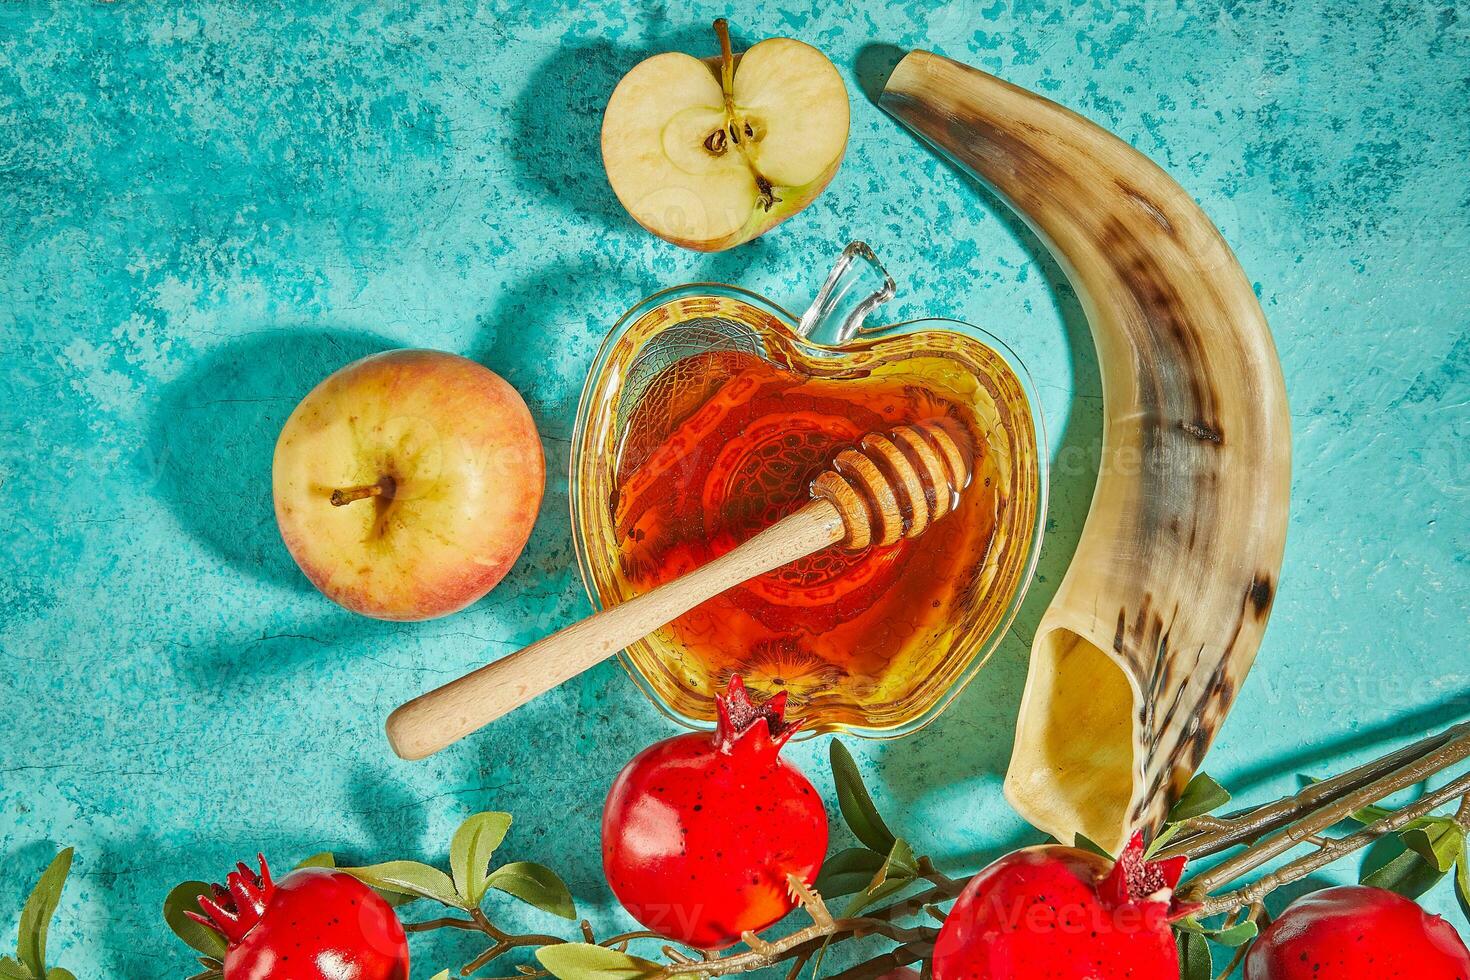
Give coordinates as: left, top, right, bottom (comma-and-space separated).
1179, 419, 1224, 444
1248, 574, 1274, 617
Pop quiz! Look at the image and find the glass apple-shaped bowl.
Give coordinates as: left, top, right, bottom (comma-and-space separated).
570, 243, 1047, 737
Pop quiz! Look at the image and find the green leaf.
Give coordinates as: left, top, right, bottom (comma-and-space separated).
1455, 852, 1470, 928
1361, 845, 1447, 899
536, 944, 662, 980
1168, 773, 1231, 822
829, 740, 897, 854
367, 886, 418, 910
1349, 803, 1395, 825
1143, 822, 1184, 861
450, 812, 513, 907
290, 852, 407, 908
429, 973, 451, 980
1212, 920, 1259, 947
294, 852, 337, 870
339, 861, 463, 908
1341, 798, 1434, 832
17, 848, 73, 979
842, 839, 917, 916
842, 876, 913, 917
1401, 819, 1465, 874
1176, 928, 1212, 980
1175, 914, 1254, 945
815, 847, 888, 898
163, 882, 229, 959
1074, 834, 1114, 859
0, 957, 29, 980
45, 970, 76, 980
882, 838, 918, 880
485, 862, 576, 920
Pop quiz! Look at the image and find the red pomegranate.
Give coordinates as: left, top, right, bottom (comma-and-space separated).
1244, 885, 1470, 979
186, 855, 409, 980
932, 833, 1187, 980
601, 676, 828, 949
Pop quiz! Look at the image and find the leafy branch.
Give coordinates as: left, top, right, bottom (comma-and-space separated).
152, 721, 1470, 980
161, 811, 584, 979
627, 727, 1470, 980
1161, 722, 1470, 978
1, 849, 76, 980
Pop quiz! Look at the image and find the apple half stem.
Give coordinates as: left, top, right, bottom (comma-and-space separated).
711, 18, 778, 211
714, 18, 735, 96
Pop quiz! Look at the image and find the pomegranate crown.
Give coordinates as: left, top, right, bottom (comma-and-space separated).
714, 675, 799, 754
185, 854, 275, 946
1099, 832, 1194, 919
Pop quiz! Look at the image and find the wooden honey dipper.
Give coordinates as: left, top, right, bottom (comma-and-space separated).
385, 420, 973, 760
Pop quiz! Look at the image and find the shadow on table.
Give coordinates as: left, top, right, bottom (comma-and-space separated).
81, 771, 448, 978
1223, 688, 1470, 794
855, 43, 908, 106
149, 326, 404, 594
860, 94, 1103, 814
510, 19, 727, 227
465, 253, 659, 630
150, 254, 654, 699
0, 841, 64, 930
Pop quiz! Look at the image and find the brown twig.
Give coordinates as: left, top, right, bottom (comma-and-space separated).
1162, 722, 1470, 861
1192, 769, 1470, 917
604, 931, 669, 946
916, 856, 954, 889
462, 942, 512, 976
657, 876, 946, 979
1180, 726, 1470, 897
404, 916, 481, 933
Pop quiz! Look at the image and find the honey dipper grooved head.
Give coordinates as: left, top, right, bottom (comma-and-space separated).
810, 421, 973, 549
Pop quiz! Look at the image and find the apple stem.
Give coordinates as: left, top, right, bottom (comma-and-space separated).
330, 477, 394, 507
708, 18, 778, 211
713, 18, 735, 95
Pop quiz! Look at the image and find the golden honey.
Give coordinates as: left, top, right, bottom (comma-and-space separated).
573, 291, 1043, 733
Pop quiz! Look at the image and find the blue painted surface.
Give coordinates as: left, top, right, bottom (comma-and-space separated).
2, 1, 1467, 976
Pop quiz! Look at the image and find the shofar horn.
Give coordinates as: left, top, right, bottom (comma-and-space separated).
881, 51, 1291, 853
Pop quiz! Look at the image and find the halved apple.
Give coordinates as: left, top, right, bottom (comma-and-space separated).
601, 20, 849, 252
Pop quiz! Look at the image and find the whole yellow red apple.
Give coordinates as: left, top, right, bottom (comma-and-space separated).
272, 349, 543, 621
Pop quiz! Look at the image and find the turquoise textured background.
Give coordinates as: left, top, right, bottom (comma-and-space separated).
3, 1, 1468, 976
